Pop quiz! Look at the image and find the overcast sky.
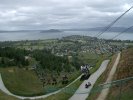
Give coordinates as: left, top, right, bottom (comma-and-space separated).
0, 0, 133, 30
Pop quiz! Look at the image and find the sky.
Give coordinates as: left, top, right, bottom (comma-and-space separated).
0, 0, 133, 30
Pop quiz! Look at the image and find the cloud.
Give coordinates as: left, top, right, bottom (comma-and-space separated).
0, 0, 132, 30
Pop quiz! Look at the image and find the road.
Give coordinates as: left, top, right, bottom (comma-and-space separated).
0, 73, 82, 100
96, 52, 121, 100
69, 60, 110, 100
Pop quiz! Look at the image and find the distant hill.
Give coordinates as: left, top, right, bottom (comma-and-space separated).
61, 27, 133, 33
40, 29, 62, 33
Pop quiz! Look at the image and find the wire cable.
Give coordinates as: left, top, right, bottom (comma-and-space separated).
111, 25, 133, 40
95, 5, 133, 38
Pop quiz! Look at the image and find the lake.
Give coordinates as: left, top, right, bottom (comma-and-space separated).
0, 31, 133, 41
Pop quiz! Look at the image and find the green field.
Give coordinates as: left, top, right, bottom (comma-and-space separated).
78, 51, 99, 64
0, 67, 80, 96
0, 67, 44, 96
40, 79, 82, 100
0, 90, 18, 100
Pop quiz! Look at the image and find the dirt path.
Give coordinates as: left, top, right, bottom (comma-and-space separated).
96, 52, 121, 100
69, 60, 110, 100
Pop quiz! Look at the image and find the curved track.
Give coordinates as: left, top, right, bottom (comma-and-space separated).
0, 73, 82, 100
0, 60, 110, 100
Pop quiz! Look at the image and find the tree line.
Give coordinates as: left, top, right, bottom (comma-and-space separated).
0, 47, 81, 72
0, 47, 29, 67
32, 49, 72, 72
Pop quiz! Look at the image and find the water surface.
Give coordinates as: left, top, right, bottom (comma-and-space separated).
0, 31, 132, 41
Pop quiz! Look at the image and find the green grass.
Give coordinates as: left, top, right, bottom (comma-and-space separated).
0, 67, 44, 96
106, 80, 133, 100
89, 56, 103, 74
42, 71, 81, 92
0, 67, 81, 97
0, 90, 18, 100
78, 51, 99, 64
107, 89, 133, 100
119, 89, 133, 100
39, 79, 82, 100
17, 45, 44, 50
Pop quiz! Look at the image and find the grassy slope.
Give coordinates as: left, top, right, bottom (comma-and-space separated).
78, 51, 99, 64
0, 68, 81, 99
0, 90, 18, 100
42, 71, 81, 94
40, 80, 82, 100
0, 51, 107, 100
0, 55, 81, 97
0, 45, 82, 97
0, 67, 44, 96
107, 48, 133, 100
